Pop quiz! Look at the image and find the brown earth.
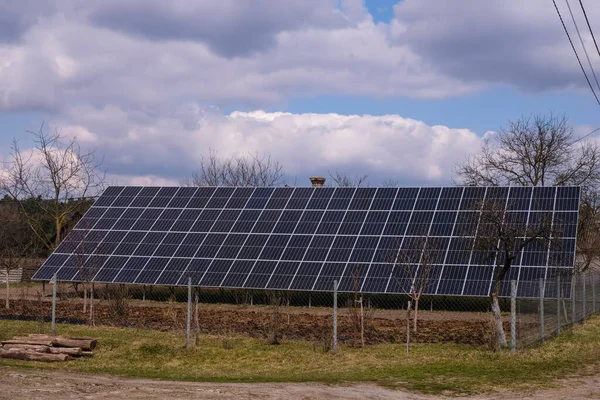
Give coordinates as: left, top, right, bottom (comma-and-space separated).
1, 296, 509, 346
0, 367, 599, 400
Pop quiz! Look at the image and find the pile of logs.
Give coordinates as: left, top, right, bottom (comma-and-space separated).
0, 334, 97, 362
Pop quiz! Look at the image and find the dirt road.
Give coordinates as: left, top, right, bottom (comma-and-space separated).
0, 367, 598, 400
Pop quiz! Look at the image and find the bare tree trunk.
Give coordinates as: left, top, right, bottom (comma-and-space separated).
491, 293, 507, 348
413, 297, 420, 333
360, 295, 365, 348
55, 219, 62, 250
272, 308, 280, 344
353, 292, 358, 346
194, 291, 199, 346
89, 284, 94, 326
37, 291, 44, 334
269, 293, 281, 345
5, 269, 9, 309
82, 284, 87, 313
406, 300, 411, 355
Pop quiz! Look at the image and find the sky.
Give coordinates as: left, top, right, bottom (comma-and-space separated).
2, 0, 600, 187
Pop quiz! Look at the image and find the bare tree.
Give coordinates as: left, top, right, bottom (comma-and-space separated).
575, 189, 600, 273
382, 178, 400, 187
106, 284, 130, 318
0, 201, 34, 309
0, 124, 105, 252
328, 170, 369, 187
455, 113, 600, 187
392, 235, 436, 333
185, 148, 285, 187
348, 264, 365, 348
74, 226, 103, 321
455, 113, 600, 275
474, 198, 557, 348
345, 264, 375, 348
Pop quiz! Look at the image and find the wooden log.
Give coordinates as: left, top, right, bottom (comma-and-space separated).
81, 351, 93, 357
1, 344, 50, 353
5, 347, 47, 354
26, 334, 97, 351
28, 334, 95, 340
54, 337, 96, 351
48, 347, 82, 356
5, 347, 45, 353
2, 339, 55, 347
0, 349, 69, 362
28, 334, 94, 339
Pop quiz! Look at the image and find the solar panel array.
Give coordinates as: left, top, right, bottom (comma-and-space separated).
32, 186, 580, 297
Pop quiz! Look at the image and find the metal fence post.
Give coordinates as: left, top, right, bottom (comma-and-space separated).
572, 275, 577, 325
583, 274, 587, 319
186, 276, 191, 349
333, 280, 338, 354
557, 275, 561, 335
593, 274, 597, 314
511, 280, 516, 354
539, 278, 544, 342
51, 273, 57, 336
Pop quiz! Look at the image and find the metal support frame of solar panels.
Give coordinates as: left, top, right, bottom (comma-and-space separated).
32, 185, 580, 298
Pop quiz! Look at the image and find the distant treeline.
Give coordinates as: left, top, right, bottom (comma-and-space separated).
0, 196, 94, 258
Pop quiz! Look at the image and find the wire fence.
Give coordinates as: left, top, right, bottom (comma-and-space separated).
2, 273, 599, 351
516, 273, 599, 349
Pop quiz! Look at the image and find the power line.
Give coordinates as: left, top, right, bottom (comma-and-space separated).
578, 0, 600, 58
574, 125, 600, 143
551, 0, 600, 106
565, 0, 600, 142
564, 0, 600, 93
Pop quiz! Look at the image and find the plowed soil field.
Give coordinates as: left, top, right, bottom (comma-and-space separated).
0, 298, 510, 346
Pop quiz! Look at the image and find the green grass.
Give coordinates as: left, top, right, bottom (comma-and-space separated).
1, 316, 600, 395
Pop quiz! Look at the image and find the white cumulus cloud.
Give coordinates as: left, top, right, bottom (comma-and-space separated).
2, 0, 597, 188
50, 108, 483, 186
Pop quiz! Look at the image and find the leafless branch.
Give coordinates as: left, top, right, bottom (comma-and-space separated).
0, 201, 35, 308
474, 199, 557, 290
382, 178, 400, 187
184, 148, 285, 187
455, 113, 600, 188
328, 170, 370, 187
473, 198, 559, 348
576, 189, 600, 273
0, 124, 106, 251
391, 235, 438, 333
455, 113, 600, 275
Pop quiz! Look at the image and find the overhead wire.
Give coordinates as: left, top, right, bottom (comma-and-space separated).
578, 0, 600, 58
563, 0, 600, 92
574, 125, 600, 143
551, 0, 600, 106
572, 0, 600, 142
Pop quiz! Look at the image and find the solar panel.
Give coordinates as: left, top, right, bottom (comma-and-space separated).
32, 186, 580, 297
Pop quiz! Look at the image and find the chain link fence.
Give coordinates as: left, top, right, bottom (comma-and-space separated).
516, 273, 600, 349
2, 272, 599, 351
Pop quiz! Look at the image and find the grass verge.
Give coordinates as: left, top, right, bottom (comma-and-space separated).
1, 316, 600, 395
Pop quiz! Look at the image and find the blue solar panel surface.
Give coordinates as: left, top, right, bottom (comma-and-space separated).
32, 186, 580, 297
